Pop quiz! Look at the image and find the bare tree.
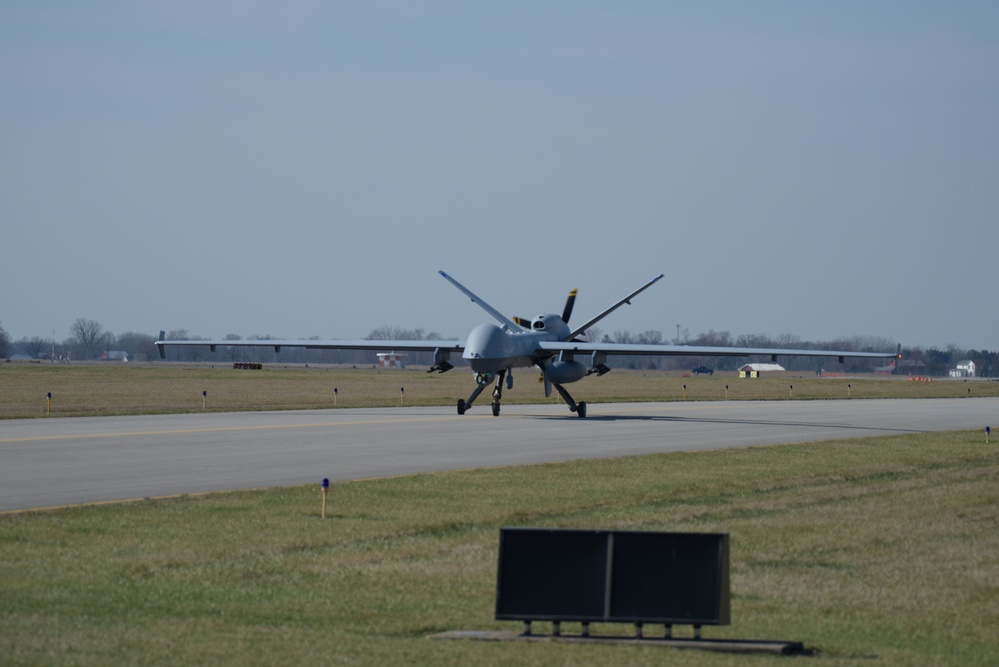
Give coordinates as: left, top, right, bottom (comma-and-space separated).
22, 336, 50, 359
0, 323, 9, 358
736, 333, 774, 348
71, 318, 106, 360
117, 332, 157, 361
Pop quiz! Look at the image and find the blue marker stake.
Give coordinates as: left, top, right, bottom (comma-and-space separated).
321, 478, 330, 518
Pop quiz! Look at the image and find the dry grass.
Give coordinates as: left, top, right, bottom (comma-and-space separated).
2, 361, 997, 419
1, 431, 997, 666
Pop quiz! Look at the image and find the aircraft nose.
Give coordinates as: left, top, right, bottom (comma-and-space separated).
463, 323, 516, 364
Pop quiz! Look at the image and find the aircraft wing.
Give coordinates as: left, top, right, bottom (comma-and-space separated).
155, 336, 464, 357
537, 341, 899, 362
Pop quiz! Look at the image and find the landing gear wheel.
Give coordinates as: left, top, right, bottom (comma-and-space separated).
576, 401, 587, 418
491, 402, 501, 417
457, 399, 467, 415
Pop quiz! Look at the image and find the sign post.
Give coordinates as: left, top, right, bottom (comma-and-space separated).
47, 392, 52, 415
333, 387, 338, 407
202, 390, 207, 410
987, 426, 991, 444
400, 387, 405, 405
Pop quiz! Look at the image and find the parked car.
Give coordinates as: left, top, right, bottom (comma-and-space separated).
691, 365, 714, 375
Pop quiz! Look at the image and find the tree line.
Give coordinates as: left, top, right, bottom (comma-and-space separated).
0, 319, 993, 377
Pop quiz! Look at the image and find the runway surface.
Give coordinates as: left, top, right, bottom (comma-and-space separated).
2, 398, 996, 513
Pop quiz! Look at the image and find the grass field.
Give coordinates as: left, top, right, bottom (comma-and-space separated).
1, 430, 997, 666
2, 363, 997, 665
2, 361, 997, 418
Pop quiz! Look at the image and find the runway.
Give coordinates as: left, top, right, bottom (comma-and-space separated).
1, 398, 996, 513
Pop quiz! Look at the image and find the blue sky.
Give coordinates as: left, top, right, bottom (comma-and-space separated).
2, 2, 996, 349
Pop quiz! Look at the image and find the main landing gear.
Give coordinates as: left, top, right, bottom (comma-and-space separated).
552, 383, 587, 418
456, 370, 588, 418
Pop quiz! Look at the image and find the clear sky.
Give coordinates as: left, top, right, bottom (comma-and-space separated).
2, 2, 996, 350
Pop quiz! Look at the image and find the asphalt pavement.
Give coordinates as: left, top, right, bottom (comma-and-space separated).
1, 398, 995, 512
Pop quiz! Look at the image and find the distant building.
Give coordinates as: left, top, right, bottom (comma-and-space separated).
377, 352, 407, 369
739, 363, 785, 373
949, 360, 976, 378
100, 351, 129, 362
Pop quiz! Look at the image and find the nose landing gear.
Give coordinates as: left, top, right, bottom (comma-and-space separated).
457, 369, 509, 416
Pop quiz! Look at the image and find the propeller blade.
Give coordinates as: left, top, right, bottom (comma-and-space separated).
561, 288, 578, 324
513, 316, 531, 327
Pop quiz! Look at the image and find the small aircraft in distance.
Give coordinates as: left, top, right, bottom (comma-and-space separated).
156, 271, 900, 418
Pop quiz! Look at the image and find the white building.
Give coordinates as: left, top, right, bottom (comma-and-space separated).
739, 363, 785, 373
949, 360, 976, 378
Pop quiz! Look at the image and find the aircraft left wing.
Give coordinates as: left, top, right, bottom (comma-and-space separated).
538, 340, 900, 363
